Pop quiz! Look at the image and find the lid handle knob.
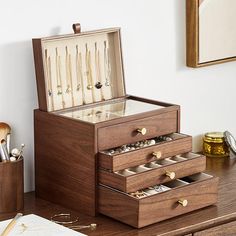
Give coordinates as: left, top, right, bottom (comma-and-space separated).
73, 23, 81, 34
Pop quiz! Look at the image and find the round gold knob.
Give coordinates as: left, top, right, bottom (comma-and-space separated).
165, 171, 176, 179
178, 199, 188, 207
136, 128, 147, 135
152, 151, 162, 159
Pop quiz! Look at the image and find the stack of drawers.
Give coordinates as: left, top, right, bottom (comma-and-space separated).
98, 113, 219, 228
32, 24, 219, 227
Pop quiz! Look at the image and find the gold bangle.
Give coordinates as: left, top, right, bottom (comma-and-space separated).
51, 213, 79, 225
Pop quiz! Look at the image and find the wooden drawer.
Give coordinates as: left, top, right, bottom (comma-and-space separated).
99, 133, 192, 171
98, 173, 219, 228
97, 111, 178, 151
99, 153, 206, 193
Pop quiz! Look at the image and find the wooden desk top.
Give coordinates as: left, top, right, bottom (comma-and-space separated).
1, 157, 236, 236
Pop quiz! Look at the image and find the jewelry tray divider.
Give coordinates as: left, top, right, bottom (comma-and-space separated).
99, 152, 206, 193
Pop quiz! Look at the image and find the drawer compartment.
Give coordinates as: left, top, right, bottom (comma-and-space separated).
98, 173, 219, 228
98, 111, 178, 151
99, 133, 192, 171
99, 153, 206, 193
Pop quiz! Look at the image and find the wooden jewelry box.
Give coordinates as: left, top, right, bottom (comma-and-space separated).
32, 23, 219, 228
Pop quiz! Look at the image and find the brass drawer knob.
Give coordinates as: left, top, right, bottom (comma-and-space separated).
136, 128, 147, 135
152, 151, 162, 159
178, 199, 188, 207
165, 171, 176, 179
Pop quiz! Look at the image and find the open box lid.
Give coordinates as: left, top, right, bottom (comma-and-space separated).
32, 23, 126, 112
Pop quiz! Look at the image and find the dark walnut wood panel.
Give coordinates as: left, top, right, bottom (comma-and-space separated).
194, 220, 236, 235
34, 109, 97, 216
99, 154, 206, 193
0, 158, 24, 213
98, 111, 178, 151
98, 174, 219, 228
99, 133, 192, 172
32, 39, 48, 111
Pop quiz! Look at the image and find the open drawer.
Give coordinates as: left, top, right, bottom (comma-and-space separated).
99, 133, 192, 171
99, 153, 206, 193
98, 173, 219, 228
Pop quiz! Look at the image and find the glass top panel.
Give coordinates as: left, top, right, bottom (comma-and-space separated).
56, 98, 165, 123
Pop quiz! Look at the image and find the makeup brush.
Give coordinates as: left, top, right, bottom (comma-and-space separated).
0, 139, 10, 162
0, 123, 11, 153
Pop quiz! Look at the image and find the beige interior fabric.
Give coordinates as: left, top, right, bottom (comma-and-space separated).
41, 31, 125, 112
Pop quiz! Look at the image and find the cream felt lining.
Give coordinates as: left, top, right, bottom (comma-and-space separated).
41, 30, 125, 112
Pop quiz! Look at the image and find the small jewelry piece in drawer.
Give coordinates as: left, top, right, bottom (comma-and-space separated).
103, 135, 174, 155
130, 185, 170, 198
144, 185, 171, 195
130, 190, 148, 199
116, 169, 136, 176
157, 136, 173, 142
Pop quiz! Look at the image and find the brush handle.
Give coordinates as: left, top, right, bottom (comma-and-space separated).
0, 140, 10, 162
0, 213, 23, 236
6, 134, 10, 154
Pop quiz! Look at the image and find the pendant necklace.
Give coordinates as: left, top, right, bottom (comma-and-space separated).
65, 46, 74, 106
85, 44, 93, 90
76, 45, 86, 104
55, 48, 65, 108
94, 42, 103, 90
104, 41, 111, 87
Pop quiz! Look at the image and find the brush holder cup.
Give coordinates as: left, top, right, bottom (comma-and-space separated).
0, 158, 24, 213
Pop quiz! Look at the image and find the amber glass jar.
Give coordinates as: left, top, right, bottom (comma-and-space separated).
203, 132, 229, 158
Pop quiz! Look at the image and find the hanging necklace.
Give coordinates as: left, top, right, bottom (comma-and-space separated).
94, 42, 103, 89
55, 48, 65, 108
45, 49, 54, 110
65, 46, 74, 106
76, 45, 86, 104
75, 45, 82, 91
104, 41, 111, 86
85, 44, 93, 90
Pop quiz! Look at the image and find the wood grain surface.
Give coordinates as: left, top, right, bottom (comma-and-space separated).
98, 111, 178, 151
194, 220, 236, 235
98, 174, 218, 228
34, 109, 97, 216
0, 158, 24, 213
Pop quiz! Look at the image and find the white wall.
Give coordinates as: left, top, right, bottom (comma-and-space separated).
1, 0, 236, 192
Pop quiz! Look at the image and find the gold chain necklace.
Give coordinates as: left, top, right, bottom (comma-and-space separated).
76, 45, 86, 104
76, 45, 82, 91
55, 48, 65, 108
104, 41, 111, 87
85, 44, 93, 90
65, 46, 74, 106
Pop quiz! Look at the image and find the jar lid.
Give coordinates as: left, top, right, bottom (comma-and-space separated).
224, 131, 236, 155
204, 132, 225, 143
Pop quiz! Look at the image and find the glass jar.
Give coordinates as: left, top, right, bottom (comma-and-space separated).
203, 132, 229, 158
